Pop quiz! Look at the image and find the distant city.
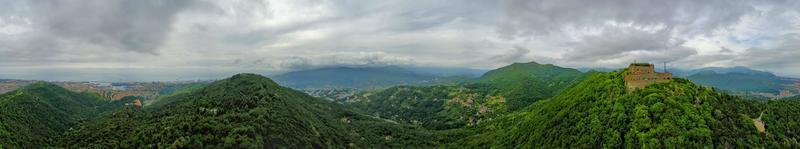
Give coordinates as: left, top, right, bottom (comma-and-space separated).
0, 79, 210, 100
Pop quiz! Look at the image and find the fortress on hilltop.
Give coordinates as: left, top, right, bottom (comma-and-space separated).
623, 63, 672, 90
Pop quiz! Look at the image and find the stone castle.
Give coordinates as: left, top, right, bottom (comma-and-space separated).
623, 63, 672, 90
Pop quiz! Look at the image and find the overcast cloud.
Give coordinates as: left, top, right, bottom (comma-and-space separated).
1, 0, 799, 81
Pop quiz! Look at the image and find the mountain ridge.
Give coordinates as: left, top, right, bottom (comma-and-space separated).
0, 82, 107, 148
272, 66, 441, 89
448, 68, 800, 148
58, 73, 437, 148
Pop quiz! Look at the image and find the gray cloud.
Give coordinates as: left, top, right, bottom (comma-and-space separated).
497, 0, 755, 38
1, 0, 197, 54
565, 27, 681, 60
554, 26, 699, 67
271, 51, 413, 72
2, 0, 800, 80
488, 46, 532, 64
734, 33, 800, 75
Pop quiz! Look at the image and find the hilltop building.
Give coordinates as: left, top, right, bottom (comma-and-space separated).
624, 63, 672, 90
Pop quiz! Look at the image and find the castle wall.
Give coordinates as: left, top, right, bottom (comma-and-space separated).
624, 63, 672, 90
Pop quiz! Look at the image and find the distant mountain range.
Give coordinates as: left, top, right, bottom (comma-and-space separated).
286, 64, 799, 99
271, 66, 483, 89
680, 67, 799, 98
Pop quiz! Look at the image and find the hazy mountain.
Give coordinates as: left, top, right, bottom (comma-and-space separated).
678, 67, 799, 98
687, 71, 795, 95
271, 66, 441, 89
405, 66, 488, 77
672, 66, 776, 77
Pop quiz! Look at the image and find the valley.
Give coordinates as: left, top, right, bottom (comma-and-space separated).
3, 62, 800, 148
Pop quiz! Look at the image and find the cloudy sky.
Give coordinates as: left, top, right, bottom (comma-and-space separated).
1, 0, 799, 81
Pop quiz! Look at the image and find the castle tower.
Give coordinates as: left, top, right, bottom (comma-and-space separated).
624, 63, 672, 90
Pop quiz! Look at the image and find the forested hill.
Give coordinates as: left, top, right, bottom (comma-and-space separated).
450, 70, 800, 148
337, 61, 586, 130
475, 61, 585, 109
58, 73, 437, 148
0, 82, 106, 148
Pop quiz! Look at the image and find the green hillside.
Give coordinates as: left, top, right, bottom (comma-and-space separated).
337, 62, 585, 130
347, 84, 506, 130
475, 61, 585, 110
146, 82, 208, 109
450, 70, 798, 148
0, 82, 106, 148
4, 68, 800, 148
58, 73, 437, 148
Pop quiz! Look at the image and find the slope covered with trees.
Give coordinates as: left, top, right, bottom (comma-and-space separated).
450, 70, 797, 148
58, 73, 437, 148
4, 66, 800, 148
338, 62, 585, 130
760, 96, 800, 145
0, 82, 107, 148
346, 84, 507, 130
145, 82, 207, 109
476, 61, 585, 110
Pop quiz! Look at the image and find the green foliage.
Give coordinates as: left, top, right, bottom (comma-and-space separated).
339, 62, 585, 130
94, 96, 142, 113
58, 73, 437, 148
348, 84, 507, 130
450, 70, 795, 148
146, 83, 207, 109
476, 61, 585, 110
0, 82, 106, 148
760, 98, 800, 147
3, 67, 800, 148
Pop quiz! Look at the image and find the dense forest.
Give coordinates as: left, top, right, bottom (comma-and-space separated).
475, 62, 585, 110
340, 62, 585, 130
1, 65, 800, 148
448, 70, 799, 148
57, 74, 438, 148
0, 82, 107, 148
345, 84, 506, 130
